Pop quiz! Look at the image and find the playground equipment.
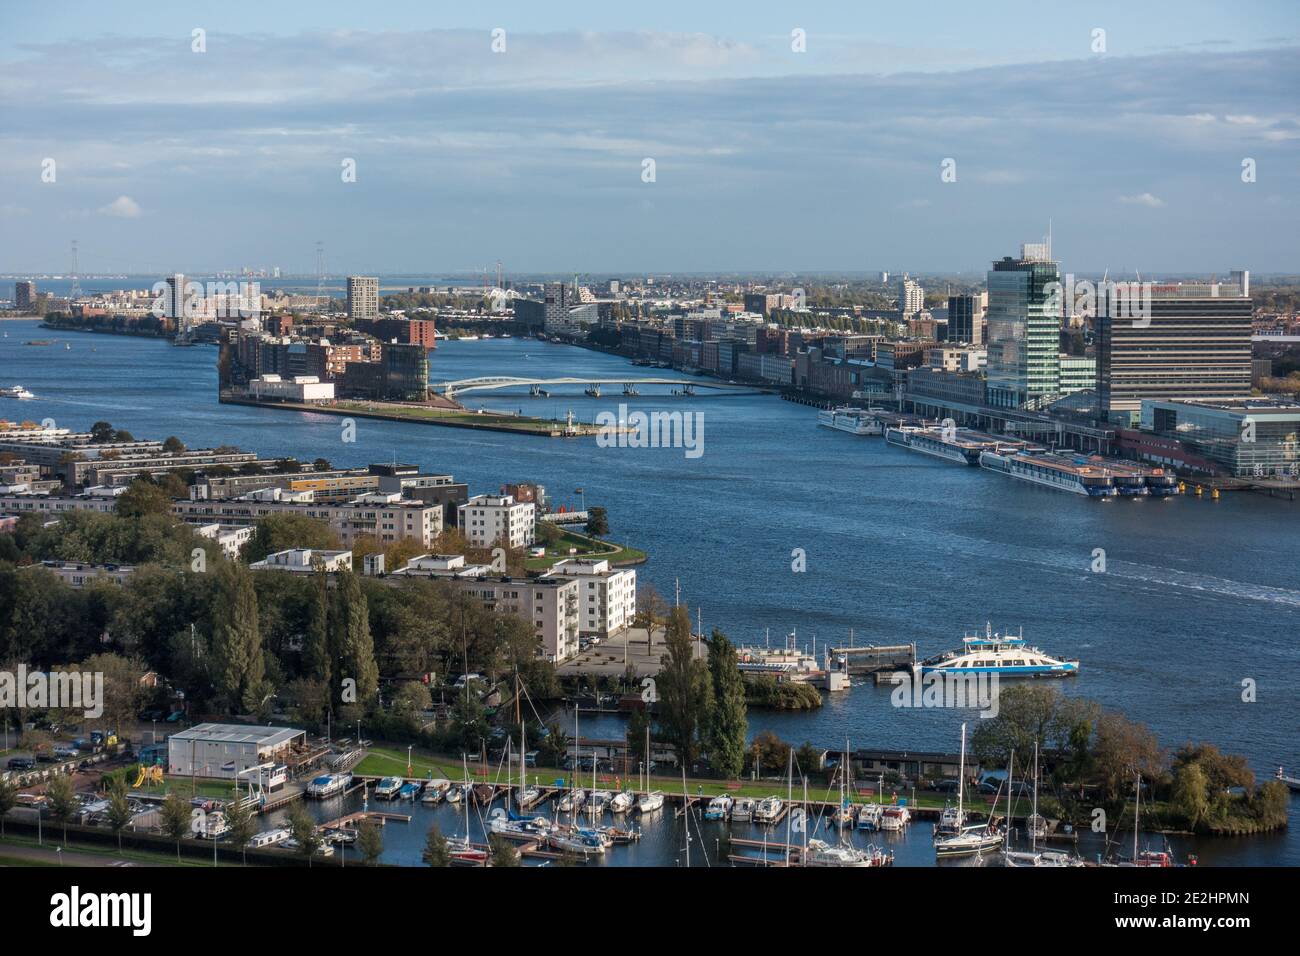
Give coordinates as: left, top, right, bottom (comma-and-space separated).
132, 764, 164, 788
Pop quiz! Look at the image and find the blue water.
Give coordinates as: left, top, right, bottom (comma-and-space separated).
3, 322, 1297, 865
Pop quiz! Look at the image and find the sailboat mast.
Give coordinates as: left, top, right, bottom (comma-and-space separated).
1004, 749, 1014, 851
1134, 773, 1141, 860
784, 748, 794, 867
957, 722, 967, 819
1031, 742, 1039, 853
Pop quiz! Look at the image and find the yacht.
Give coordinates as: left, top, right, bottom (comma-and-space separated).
753, 796, 784, 825
803, 838, 893, 868
305, 772, 352, 799
731, 797, 756, 822
516, 785, 541, 809
488, 808, 552, 841
934, 804, 965, 837
397, 781, 423, 801
934, 724, 1003, 859
547, 826, 607, 858
1003, 745, 1085, 867
0, 385, 35, 400
878, 806, 911, 832
374, 776, 404, 799
609, 790, 636, 814
557, 788, 586, 813
637, 791, 665, 814
703, 795, 733, 821
919, 624, 1079, 678
856, 804, 883, 831
422, 779, 451, 805
818, 406, 883, 436
587, 790, 611, 815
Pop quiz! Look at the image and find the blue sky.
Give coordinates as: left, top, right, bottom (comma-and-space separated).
1, 1, 1297, 275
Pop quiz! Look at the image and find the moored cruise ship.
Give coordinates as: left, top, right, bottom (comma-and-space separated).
818, 406, 884, 435
920, 624, 1079, 677
979, 450, 1118, 496
887, 425, 1036, 466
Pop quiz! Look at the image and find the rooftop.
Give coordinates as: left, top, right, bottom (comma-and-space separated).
168, 723, 304, 748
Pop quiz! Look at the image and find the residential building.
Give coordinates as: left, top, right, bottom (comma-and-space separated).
347, 276, 379, 320
14, 281, 36, 311
173, 493, 443, 548
28, 561, 136, 588
462, 494, 535, 548
898, 275, 925, 316
249, 548, 353, 573
543, 558, 637, 639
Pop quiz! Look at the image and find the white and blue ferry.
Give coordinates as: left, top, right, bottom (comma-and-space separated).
919, 624, 1079, 678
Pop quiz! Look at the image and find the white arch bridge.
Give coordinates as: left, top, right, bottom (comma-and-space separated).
432, 376, 765, 398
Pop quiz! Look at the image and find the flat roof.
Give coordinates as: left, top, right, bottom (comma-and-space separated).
169, 723, 303, 749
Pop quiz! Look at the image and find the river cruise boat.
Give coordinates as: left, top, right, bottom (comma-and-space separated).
886, 425, 996, 465
305, 772, 352, 799
374, 776, 404, 799
979, 449, 1118, 496
919, 624, 1080, 678
818, 406, 884, 436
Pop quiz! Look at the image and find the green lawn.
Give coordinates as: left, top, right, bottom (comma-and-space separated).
526, 527, 646, 571
354, 745, 955, 809
0, 834, 231, 867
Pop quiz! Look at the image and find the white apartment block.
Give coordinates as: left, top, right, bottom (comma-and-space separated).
249, 548, 353, 573
462, 494, 535, 549
195, 523, 254, 559
28, 561, 136, 588
392, 555, 579, 661
173, 495, 442, 548
543, 558, 637, 638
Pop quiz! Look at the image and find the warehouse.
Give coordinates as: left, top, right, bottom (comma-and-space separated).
167, 723, 306, 780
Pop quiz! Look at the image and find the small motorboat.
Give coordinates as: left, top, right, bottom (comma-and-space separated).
422, 778, 450, 804
702, 795, 733, 821
753, 796, 783, 824
804, 839, 893, 868
397, 781, 423, 801
375, 776, 404, 799
878, 806, 911, 831
0, 385, 35, 400
587, 790, 611, 815
856, 804, 883, 831
731, 797, 755, 822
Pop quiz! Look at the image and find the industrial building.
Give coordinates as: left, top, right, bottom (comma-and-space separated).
167, 723, 306, 780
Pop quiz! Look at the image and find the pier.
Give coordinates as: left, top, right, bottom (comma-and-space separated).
830, 643, 916, 675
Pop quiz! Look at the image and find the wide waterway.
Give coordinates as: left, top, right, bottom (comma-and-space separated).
3, 322, 1297, 865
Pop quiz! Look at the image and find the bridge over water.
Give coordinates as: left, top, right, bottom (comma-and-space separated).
432, 375, 764, 398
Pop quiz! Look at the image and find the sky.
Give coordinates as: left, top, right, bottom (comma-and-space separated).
0, 1, 1297, 276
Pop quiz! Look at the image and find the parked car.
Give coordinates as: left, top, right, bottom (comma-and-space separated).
7, 757, 36, 771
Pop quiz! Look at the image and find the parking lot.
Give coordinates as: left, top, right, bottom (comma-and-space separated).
558, 625, 708, 678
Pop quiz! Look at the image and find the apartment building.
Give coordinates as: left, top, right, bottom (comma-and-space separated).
542, 558, 637, 639
461, 494, 535, 548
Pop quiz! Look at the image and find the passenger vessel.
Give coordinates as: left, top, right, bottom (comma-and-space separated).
978, 450, 1118, 496
818, 406, 884, 436
0, 385, 35, 400
919, 624, 1079, 677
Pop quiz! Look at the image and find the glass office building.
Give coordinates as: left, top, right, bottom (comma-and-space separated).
985, 245, 1061, 409
1141, 398, 1300, 478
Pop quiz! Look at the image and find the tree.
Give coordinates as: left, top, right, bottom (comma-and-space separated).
224, 796, 257, 865
705, 630, 747, 779
656, 605, 711, 768
105, 775, 133, 853
488, 833, 519, 867
632, 584, 668, 633
303, 565, 332, 687
162, 436, 186, 454
1092, 710, 1165, 804
46, 774, 77, 846
0, 776, 17, 837
160, 790, 192, 861
244, 513, 340, 563
210, 560, 267, 712
1172, 762, 1210, 832
116, 479, 174, 518
334, 566, 378, 709
357, 816, 384, 865
585, 506, 609, 538
422, 825, 452, 867
288, 803, 322, 866
90, 421, 116, 443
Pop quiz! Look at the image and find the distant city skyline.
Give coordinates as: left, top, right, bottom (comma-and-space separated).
1, 1, 1297, 273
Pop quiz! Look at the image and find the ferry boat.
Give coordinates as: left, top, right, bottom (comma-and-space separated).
731, 797, 756, 822
374, 776, 404, 799
305, 772, 352, 799
919, 624, 1080, 678
637, 791, 665, 814
979, 449, 1118, 496
703, 795, 733, 820
0, 385, 35, 400
818, 406, 884, 436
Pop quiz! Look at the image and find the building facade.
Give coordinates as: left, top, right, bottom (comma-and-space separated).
462, 494, 535, 548
985, 246, 1062, 409
346, 276, 379, 320
543, 558, 637, 638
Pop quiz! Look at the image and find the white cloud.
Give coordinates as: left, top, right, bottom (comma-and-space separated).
98, 195, 142, 217
1118, 192, 1166, 208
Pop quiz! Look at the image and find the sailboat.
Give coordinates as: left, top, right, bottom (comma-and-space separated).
934, 723, 1003, 858
488, 728, 551, 840
805, 741, 892, 867
1105, 774, 1192, 867
1003, 743, 1084, 867
448, 755, 488, 865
